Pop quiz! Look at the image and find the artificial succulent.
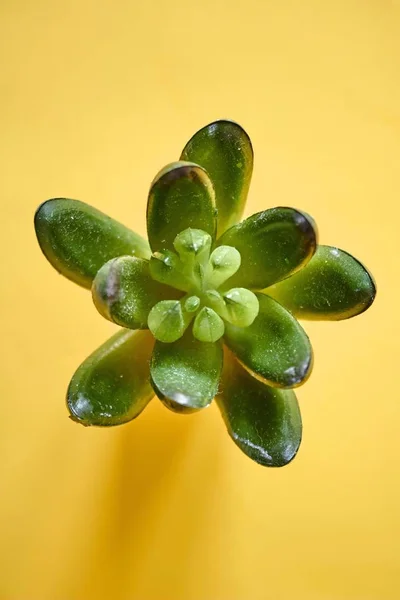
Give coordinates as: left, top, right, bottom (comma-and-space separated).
34, 120, 376, 466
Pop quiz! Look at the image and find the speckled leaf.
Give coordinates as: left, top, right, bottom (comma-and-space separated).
150, 332, 223, 413
67, 329, 154, 427
265, 245, 376, 320
181, 120, 253, 236
146, 161, 216, 252
224, 293, 312, 388
92, 256, 176, 329
218, 207, 317, 290
35, 198, 151, 289
217, 349, 302, 467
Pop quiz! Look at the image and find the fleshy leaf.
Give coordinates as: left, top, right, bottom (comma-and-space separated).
217, 349, 302, 467
67, 329, 154, 426
224, 293, 312, 388
266, 245, 376, 320
181, 120, 253, 236
150, 332, 223, 413
218, 207, 317, 290
35, 198, 151, 289
92, 256, 175, 329
146, 162, 216, 252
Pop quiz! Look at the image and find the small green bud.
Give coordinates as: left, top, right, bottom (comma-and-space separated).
173, 228, 212, 262
148, 300, 192, 343
208, 245, 241, 288
184, 295, 201, 313
192, 307, 225, 343
223, 288, 259, 327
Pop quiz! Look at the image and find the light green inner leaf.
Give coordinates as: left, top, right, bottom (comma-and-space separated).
147, 299, 193, 343
193, 307, 225, 342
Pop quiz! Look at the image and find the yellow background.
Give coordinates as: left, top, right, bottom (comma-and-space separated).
1, 1, 399, 598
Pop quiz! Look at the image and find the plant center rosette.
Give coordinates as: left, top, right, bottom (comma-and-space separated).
34, 120, 376, 467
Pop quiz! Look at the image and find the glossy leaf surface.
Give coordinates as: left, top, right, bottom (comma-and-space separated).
35, 198, 151, 289
266, 245, 376, 320
67, 330, 154, 426
150, 332, 223, 412
224, 293, 312, 388
181, 120, 253, 236
218, 207, 317, 290
92, 256, 175, 329
217, 350, 302, 466
146, 162, 216, 252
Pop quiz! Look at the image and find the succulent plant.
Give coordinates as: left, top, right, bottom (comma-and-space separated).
34, 120, 376, 467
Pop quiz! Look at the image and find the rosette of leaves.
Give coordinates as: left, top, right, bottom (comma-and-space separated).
34, 120, 376, 467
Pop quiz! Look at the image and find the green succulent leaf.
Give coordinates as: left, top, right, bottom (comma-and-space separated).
218, 207, 318, 290
150, 332, 223, 413
181, 120, 253, 236
92, 256, 175, 329
266, 245, 376, 320
217, 349, 302, 466
35, 198, 151, 289
224, 293, 313, 388
146, 162, 216, 253
67, 329, 154, 427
